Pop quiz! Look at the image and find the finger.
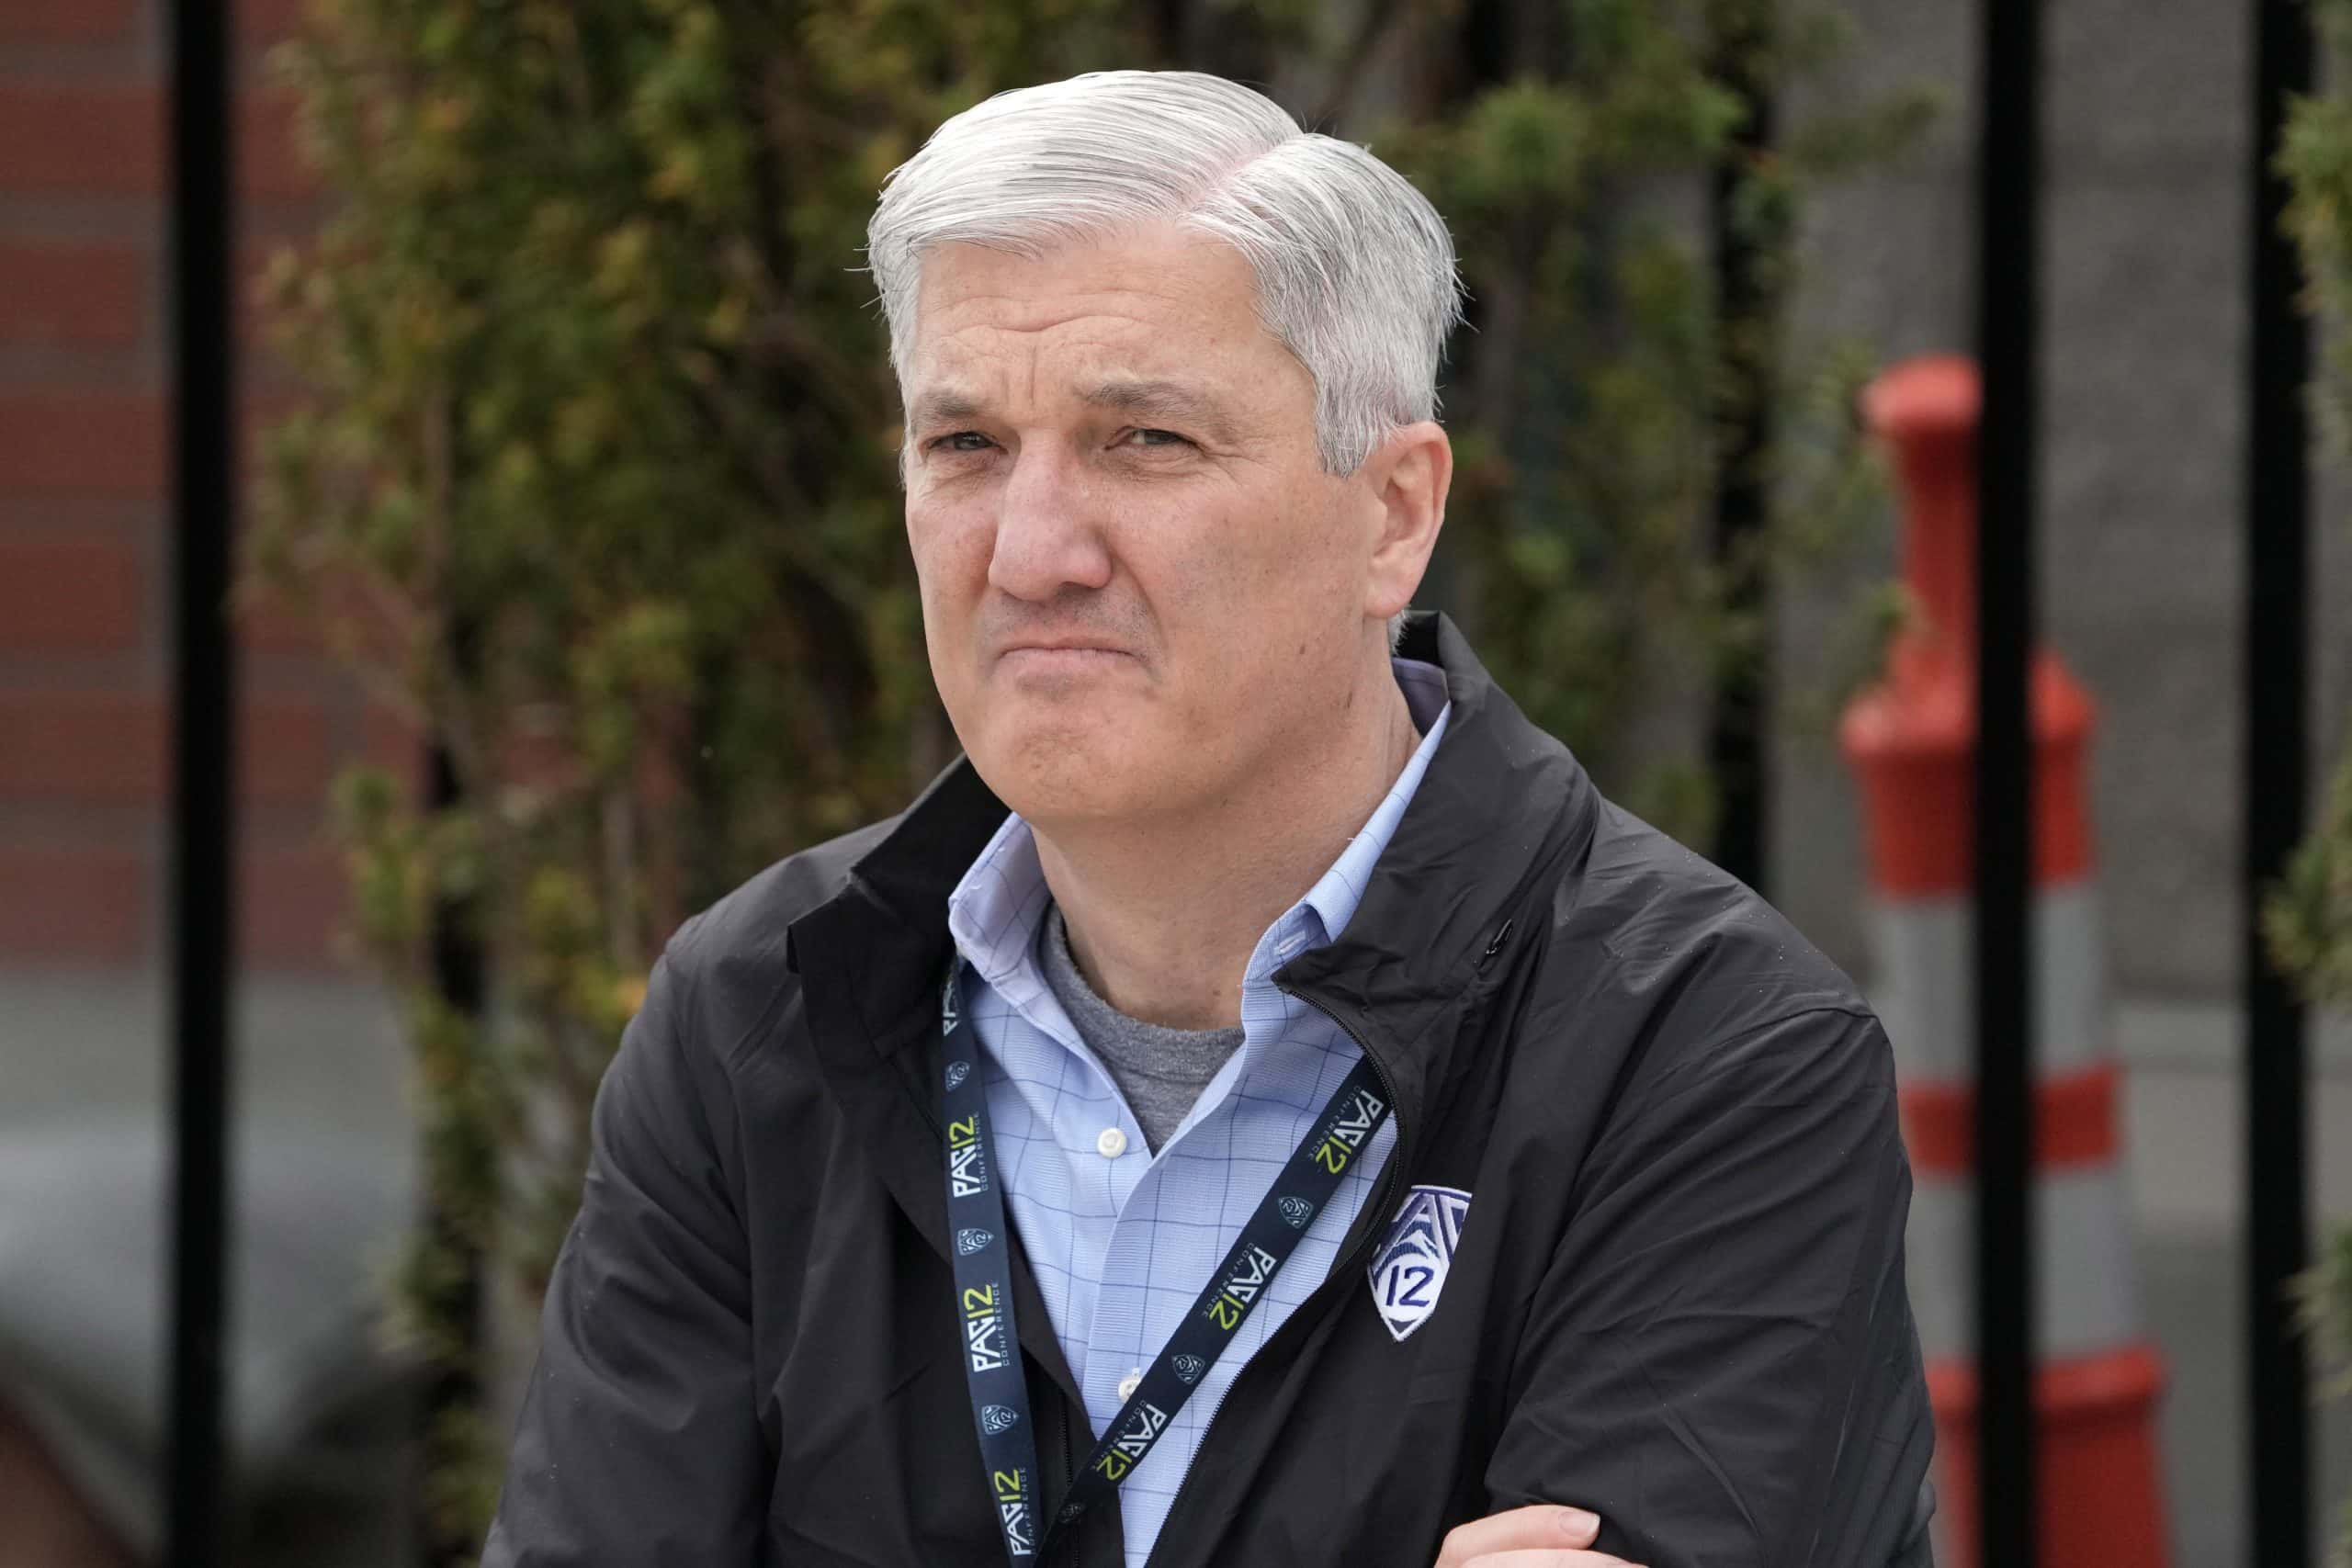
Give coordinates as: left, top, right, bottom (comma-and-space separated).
1461, 1552, 1645, 1568
1436, 1504, 1603, 1565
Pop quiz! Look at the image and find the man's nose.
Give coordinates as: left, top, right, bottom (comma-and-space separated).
987, 446, 1114, 602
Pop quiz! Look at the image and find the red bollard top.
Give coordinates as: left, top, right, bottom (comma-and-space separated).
1863, 356, 1980, 671
1840, 355, 2096, 897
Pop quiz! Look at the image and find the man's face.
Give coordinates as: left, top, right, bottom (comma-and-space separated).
901, 223, 1399, 828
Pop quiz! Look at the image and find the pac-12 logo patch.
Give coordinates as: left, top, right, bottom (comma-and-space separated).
1367, 1185, 1470, 1342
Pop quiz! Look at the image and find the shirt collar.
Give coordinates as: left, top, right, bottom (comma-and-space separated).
945, 657, 1453, 992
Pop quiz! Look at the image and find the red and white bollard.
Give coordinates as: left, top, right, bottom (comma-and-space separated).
1840, 355, 2170, 1568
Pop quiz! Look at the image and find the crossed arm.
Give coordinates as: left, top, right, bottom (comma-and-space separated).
1447, 1007, 1936, 1568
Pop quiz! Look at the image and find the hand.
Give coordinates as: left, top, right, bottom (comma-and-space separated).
1431, 1504, 1645, 1568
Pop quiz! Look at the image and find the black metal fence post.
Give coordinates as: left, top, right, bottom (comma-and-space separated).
164, 1, 238, 1563
418, 735, 489, 1568
1974, 0, 2040, 1562
1707, 3, 1780, 897
2245, 3, 2314, 1563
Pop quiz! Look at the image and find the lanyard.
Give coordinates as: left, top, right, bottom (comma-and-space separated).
939, 959, 1393, 1564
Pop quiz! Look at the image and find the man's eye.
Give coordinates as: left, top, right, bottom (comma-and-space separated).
931, 432, 994, 454
1120, 428, 1193, 450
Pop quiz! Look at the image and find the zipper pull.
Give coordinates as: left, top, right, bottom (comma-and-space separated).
1476, 918, 1514, 969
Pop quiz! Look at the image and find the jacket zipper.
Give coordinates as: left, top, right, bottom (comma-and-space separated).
1143, 987, 1410, 1566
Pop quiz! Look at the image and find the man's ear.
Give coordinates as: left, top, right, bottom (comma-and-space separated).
1360, 422, 1453, 623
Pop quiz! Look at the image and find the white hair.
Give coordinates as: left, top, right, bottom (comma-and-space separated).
865, 70, 1467, 477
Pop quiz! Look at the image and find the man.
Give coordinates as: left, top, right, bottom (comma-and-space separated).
484, 70, 1934, 1568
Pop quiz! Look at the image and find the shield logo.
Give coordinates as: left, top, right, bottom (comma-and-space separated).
980, 1404, 1020, 1435
1367, 1185, 1471, 1342
1170, 1354, 1207, 1385
956, 1227, 994, 1256
944, 1060, 971, 1092
1277, 1195, 1315, 1229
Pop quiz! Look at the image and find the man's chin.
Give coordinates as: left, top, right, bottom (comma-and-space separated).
967, 729, 1174, 828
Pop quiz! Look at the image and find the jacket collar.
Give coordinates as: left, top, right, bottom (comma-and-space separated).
785, 614, 1598, 1315
793, 610, 1598, 1097
1267, 613, 1597, 1132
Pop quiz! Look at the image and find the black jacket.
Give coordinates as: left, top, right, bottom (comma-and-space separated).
482, 614, 1936, 1568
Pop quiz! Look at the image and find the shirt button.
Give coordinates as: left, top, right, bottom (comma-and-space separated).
1095, 1126, 1128, 1158
1116, 1371, 1143, 1402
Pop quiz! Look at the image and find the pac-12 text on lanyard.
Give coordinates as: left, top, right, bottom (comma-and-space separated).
937, 959, 1393, 1565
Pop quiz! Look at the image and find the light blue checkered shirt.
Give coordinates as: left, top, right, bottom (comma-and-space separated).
944, 658, 1451, 1568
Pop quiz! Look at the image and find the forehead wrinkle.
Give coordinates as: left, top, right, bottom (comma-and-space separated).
907, 310, 1153, 418
907, 335, 1256, 423
922, 261, 1213, 321
924, 290, 1199, 345
907, 271, 1295, 442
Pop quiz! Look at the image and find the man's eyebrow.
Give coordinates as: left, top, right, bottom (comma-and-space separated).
903, 379, 1247, 444
1077, 379, 1241, 443
906, 389, 987, 430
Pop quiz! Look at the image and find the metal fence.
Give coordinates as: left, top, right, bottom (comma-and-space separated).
156, 1, 2323, 1564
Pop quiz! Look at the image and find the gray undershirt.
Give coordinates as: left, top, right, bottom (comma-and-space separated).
1036, 903, 1245, 1155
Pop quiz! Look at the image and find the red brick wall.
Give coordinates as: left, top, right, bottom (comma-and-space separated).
0, 0, 413, 970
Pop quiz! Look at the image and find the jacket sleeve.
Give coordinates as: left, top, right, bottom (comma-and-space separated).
1485, 1007, 1937, 1568
481, 922, 766, 1566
